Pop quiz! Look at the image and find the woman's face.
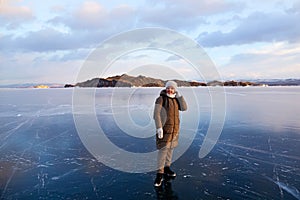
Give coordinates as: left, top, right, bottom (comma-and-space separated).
166, 86, 176, 95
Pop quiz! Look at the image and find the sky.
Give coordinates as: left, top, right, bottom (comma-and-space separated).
0, 0, 300, 85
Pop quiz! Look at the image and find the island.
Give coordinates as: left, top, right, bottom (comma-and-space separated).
64, 74, 267, 88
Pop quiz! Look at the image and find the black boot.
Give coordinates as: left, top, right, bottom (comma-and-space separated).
154, 173, 164, 187
164, 166, 176, 177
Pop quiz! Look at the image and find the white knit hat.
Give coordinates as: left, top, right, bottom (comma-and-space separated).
165, 81, 177, 91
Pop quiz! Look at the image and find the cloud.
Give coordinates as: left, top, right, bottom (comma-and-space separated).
0, 0, 33, 19
140, 0, 243, 30
220, 42, 300, 79
70, 1, 108, 30
197, 11, 300, 47
0, 26, 120, 52
2, 0, 300, 84
0, 0, 34, 28
288, 1, 300, 14
82, 0, 241, 32
0, 0, 243, 53
50, 5, 66, 13
50, 1, 136, 31
0, 51, 81, 84
165, 55, 181, 62
24, 2, 137, 53
0, 28, 82, 52
140, 7, 206, 30
148, 0, 243, 15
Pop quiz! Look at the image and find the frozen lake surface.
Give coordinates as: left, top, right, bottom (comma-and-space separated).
1, 87, 300, 199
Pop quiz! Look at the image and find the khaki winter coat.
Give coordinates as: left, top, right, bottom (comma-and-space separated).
153, 90, 187, 149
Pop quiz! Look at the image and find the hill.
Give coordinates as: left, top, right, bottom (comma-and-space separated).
65, 74, 207, 88
65, 74, 265, 88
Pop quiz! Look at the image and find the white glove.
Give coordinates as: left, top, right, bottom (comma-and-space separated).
157, 128, 163, 139
175, 91, 182, 98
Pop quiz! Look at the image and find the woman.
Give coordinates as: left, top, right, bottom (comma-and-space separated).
153, 80, 187, 187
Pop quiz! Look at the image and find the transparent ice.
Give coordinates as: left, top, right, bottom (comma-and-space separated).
1, 87, 300, 199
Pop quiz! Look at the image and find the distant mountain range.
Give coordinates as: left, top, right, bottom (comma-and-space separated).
1, 75, 299, 88
0, 83, 64, 88
251, 79, 300, 86
64, 74, 300, 88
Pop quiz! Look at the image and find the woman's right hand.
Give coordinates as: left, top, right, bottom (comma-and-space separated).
157, 128, 163, 139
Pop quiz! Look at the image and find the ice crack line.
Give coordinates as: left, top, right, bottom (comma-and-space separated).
265, 176, 300, 200
0, 118, 31, 149
51, 166, 84, 181
0, 143, 33, 200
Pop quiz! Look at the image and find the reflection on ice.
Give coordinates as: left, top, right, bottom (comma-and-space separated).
0, 87, 300, 199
